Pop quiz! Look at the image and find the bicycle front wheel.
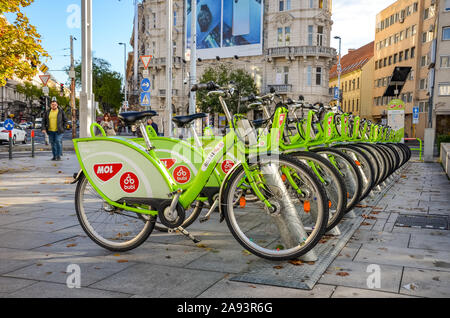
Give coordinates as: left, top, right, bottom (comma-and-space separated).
221, 154, 329, 261
75, 174, 155, 252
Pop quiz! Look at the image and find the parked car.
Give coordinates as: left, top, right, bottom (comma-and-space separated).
19, 122, 32, 129
0, 122, 28, 145
34, 118, 43, 129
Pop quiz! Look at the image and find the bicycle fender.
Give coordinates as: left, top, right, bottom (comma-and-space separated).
218, 162, 242, 223
71, 169, 84, 184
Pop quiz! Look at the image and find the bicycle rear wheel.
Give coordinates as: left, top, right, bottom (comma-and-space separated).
222, 154, 329, 261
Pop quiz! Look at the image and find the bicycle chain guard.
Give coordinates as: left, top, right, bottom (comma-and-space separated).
157, 200, 186, 229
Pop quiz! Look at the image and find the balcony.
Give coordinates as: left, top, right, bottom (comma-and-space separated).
266, 84, 292, 94
149, 56, 183, 68
158, 89, 179, 97
267, 46, 336, 59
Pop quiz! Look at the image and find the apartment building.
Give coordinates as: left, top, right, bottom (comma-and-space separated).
373, 0, 437, 139
129, 0, 336, 132
329, 42, 375, 120
432, 0, 450, 136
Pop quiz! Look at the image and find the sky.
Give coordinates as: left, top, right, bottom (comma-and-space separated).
8, 0, 396, 85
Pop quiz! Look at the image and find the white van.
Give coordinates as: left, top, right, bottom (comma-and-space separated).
35, 118, 43, 129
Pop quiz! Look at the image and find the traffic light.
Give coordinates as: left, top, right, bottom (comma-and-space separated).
39, 96, 47, 112
60, 83, 64, 95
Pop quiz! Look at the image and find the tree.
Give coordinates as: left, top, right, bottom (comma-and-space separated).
69, 57, 124, 114
15, 82, 41, 118
196, 64, 258, 114
0, 0, 49, 86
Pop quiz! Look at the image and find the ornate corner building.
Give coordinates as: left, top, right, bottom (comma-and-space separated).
127, 0, 336, 129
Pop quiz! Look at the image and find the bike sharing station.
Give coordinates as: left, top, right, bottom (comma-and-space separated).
71, 79, 412, 290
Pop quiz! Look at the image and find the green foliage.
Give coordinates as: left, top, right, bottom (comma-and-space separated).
196, 64, 258, 114
437, 134, 450, 155
69, 57, 123, 114
0, 0, 49, 86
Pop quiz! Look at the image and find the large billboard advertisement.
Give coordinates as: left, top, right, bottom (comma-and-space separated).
186, 0, 264, 60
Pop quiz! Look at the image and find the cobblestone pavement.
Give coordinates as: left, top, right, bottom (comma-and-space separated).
0, 153, 448, 298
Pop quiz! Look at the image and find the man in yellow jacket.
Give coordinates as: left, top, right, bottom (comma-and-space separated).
41, 97, 68, 161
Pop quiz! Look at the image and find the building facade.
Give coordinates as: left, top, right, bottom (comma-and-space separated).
373, 0, 438, 139
432, 0, 450, 136
129, 0, 337, 133
329, 42, 375, 119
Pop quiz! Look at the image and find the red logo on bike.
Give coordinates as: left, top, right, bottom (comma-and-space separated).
94, 163, 123, 182
173, 166, 191, 184
120, 172, 139, 193
160, 158, 177, 170
221, 160, 235, 174
279, 114, 286, 126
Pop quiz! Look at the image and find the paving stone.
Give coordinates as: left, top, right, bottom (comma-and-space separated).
350, 231, 410, 248
0, 215, 38, 226
334, 243, 361, 261
409, 233, 450, 252
331, 286, 415, 298
90, 263, 225, 297
2, 217, 79, 233
0, 230, 76, 249
102, 241, 209, 267
7, 281, 132, 298
0, 248, 64, 275
198, 279, 335, 298
400, 267, 450, 298
354, 245, 450, 272
4, 255, 135, 287
319, 260, 403, 293
0, 276, 38, 294
383, 222, 396, 232
33, 236, 111, 257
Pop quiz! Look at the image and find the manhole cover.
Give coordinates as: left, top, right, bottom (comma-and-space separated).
395, 215, 448, 230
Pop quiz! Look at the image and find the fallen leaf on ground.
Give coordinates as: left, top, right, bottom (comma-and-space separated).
273, 265, 283, 269
66, 244, 77, 248
45, 222, 54, 225
361, 222, 371, 226
117, 259, 128, 263
336, 272, 349, 277
288, 260, 304, 266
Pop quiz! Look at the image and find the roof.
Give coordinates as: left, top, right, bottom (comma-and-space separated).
330, 42, 374, 79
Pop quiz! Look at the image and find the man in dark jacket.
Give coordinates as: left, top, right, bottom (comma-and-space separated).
41, 97, 68, 161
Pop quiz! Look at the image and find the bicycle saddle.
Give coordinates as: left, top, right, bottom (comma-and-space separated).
119, 110, 158, 125
172, 113, 207, 127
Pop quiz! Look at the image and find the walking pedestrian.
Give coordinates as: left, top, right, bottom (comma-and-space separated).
100, 113, 116, 136
41, 97, 68, 161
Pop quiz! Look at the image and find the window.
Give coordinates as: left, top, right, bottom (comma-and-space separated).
276, 66, 289, 85
152, 13, 156, 28
357, 77, 360, 89
405, 49, 409, 60
390, 15, 394, 25
319, 0, 323, 9
407, 5, 412, 16
394, 53, 398, 64
446, 0, 450, 11
399, 52, 403, 62
389, 56, 392, 65
443, 27, 450, 41
278, 28, 283, 46
412, 25, 417, 35
409, 70, 414, 80
413, 2, 418, 12
406, 27, 410, 38
395, 33, 399, 44
307, 66, 312, 86
438, 83, 450, 96
411, 47, 415, 58
285, 27, 291, 46
279, 0, 284, 11
408, 92, 413, 103
173, 41, 177, 55
309, 0, 314, 8
316, 67, 322, 86
424, 8, 429, 20
174, 11, 177, 26
422, 32, 427, 43
384, 58, 387, 67
286, 0, 291, 10
317, 26, 324, 46
441, 56, 450, 68
421, 55, 428, 67
419, 78, 428, 90
400, 31, 404, 41
308, 25, 314, 45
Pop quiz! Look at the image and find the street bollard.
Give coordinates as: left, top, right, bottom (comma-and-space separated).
31, 130, 35, 158
8, 131, 12, 160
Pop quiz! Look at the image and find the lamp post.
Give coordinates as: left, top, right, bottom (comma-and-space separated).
118, 42, 128, 111
334, 36, 342, 111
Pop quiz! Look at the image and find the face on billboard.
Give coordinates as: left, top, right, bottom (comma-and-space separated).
186, 0, 263, 59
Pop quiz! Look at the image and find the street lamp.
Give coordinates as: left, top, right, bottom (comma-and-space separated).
334, 36, 342, 111
118, 42, 128, 111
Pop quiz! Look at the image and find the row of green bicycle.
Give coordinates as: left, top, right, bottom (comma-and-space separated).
72, 82, 411, 261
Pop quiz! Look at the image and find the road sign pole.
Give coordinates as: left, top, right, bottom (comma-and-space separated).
31, 129, 35, 158
9, 131, 12, 160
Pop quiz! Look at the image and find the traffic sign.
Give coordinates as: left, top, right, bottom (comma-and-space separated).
141, 78, 151, 92
4, 119, 14, 131
39, 75, 51, 86
142, 69, 149, 78
413, 106, 419, 124
42, 86, 49, 96
140, 55, 153, 69
140, 92, 151, 107
40, 64, 49, 74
